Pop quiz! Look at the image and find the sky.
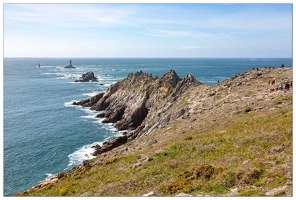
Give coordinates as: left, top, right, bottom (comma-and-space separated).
3, 3, 293, 58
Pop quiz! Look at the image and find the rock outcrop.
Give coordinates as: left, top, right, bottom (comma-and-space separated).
75, 70, 201, 131
73, 70, 202, 155
91, 134, 129, 156
74, 71, 98, 82
73, 93, 104, 107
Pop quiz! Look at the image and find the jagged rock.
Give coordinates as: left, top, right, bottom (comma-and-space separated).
73, 93, 104, 107
75, 70, 202, 135
71, 70, 202, 159
73, 70, 203, 158
91, 135, 128, 156
75, 71, 98, 82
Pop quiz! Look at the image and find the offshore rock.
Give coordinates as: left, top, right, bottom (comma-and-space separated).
74, 71, 98, 82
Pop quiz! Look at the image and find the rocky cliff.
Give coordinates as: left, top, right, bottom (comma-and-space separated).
19, 67, 292, 197
73, 70, 202, 155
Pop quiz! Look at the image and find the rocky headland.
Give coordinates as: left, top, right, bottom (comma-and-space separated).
19, 67, 292, 197
73, 70, 202, 155
74, 71, 98, 82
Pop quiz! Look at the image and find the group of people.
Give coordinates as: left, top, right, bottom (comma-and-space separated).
269, 80, 292, 92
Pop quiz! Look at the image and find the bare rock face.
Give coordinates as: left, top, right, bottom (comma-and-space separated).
74, 70, 201, 132
75, 71, 98, 82
73, 70, 202, 155
73, 93, 104, 107
91, 135, 128, 156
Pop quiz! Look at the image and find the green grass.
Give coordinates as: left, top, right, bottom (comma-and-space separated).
17, 104, 292, 197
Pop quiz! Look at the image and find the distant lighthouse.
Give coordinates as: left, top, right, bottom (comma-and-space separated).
64, 60, 75, 68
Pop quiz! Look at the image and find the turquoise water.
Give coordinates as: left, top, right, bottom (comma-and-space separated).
3, 57, 292, 196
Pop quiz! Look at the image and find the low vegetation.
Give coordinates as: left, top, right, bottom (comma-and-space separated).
16, 68, 292, 196
18, 104, 292, 196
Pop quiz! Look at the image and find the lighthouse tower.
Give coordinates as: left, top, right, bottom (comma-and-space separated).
64, 60, 75, 68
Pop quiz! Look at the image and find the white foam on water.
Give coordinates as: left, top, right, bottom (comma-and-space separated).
79, 110, 101, 119
66, 141, 100, 170
82, 91, 100, 97
39, 173, 56, 183
45, 173, 55, 179
64, 100, 77, 107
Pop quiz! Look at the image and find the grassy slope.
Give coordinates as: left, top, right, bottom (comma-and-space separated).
17, 68, 293, 196
19, 100, 292, 196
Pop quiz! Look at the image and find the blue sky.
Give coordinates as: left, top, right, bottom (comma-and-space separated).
3, 3, 292, 58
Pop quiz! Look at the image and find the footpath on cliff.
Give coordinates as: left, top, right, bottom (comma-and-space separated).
19, 67, 292, 196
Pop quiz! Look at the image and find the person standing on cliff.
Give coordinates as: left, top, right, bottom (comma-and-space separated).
285, 82, 290, 90
279, 83, 283, 90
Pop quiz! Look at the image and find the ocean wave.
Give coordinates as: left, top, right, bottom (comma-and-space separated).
82, 91, 100, 97
45, 173, 55, 180
64, 100, 77, 107
38, 173, 56, 184
66, 142, 99, 170
79, 110, 101, 119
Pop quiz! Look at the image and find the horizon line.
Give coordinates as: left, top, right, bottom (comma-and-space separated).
3, 57, 292, 59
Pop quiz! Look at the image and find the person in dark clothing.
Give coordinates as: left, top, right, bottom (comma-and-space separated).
285, 82, 290, 90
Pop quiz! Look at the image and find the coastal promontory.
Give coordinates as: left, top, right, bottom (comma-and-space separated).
74, 70, 202, 136
19, 67, 292, 197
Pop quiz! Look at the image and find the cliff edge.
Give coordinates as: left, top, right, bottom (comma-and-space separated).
19, 68, 292, 197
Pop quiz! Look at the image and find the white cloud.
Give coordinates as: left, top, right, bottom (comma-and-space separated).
4, 4, 136, 29
3, 4, 292, 58
146, 28, 218, 39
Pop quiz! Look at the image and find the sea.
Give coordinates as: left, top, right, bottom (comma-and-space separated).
3, 57, 292, 196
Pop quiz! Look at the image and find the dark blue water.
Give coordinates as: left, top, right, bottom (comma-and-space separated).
3, 57, 292, 196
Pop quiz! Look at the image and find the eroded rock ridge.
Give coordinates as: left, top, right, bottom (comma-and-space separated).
73, 70, 202, 155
